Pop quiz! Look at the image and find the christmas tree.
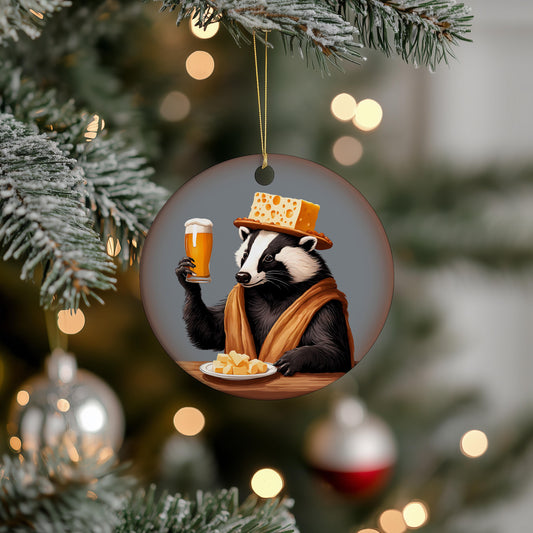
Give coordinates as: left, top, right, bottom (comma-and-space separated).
2, 1, 533, 531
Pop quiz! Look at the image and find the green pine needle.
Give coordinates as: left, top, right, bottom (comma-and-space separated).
0, 64, 169, 271
117, 486, 299, 533
0, 113, 116, 309
0, 0, 70, 44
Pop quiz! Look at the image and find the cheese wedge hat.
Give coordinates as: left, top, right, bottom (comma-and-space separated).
233, 192, 333, 250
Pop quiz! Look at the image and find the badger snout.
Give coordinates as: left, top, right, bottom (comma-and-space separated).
236, 271, 251, 284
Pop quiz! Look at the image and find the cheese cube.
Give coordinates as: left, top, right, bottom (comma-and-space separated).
217, 353, 230, 364
249, 359, 268, 374
248, 192, 320, 232
212, 361, 225, 373
222, 364, 233, 375
229, 352, 250, 367
233, 366, 249, 375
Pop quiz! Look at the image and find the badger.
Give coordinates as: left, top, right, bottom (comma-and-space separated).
175, 227, 352, 375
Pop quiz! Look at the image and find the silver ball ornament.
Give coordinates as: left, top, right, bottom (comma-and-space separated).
8, 349, 124, 463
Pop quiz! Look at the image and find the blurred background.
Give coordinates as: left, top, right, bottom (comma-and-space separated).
1, 0, 533, 531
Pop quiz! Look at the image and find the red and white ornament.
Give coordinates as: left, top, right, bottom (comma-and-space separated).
304, 396, 396, 497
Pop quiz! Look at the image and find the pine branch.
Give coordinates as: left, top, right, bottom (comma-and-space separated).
0, 64, 168, 268
155, 0, 363, 69
155, 0, 471, 69
0, 0, 70, 44
117, 486, 299, 533
346, 0, 473, 69
0, 451, 132, 533
0, 113, 116, 309
0, 451, 299, 533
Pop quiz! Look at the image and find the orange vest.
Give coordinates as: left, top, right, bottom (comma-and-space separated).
224, 277, 355, 366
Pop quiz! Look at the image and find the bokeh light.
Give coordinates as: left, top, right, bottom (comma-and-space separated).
251, 468, 284, 498
402, 501, 429, 528
353, 98, 383, 131
9, 436, 22, 452
190, 14, 219, 39
29, 9, 44, 19
57, 398, 70, 412
16, 390, 30, 406
106, 236, 121, 257
173, 407, 205, 436
159, 91, 191, 122
379, 509, 407, 533
331, 93, 357, 121
357, 529, 380, 533
460, 429, 488, 458
57, 308, 86, 335
84, 113, 105, 141
332, 136, 363, 166
186, 51, 215, 80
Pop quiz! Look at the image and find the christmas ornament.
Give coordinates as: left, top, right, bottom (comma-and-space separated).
8, 349, 124, 461
140, 34, 393, 400
304, 396, 396, 497
141, 155, 393, 400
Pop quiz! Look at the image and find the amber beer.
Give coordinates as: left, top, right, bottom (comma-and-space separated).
184, 218, 213, 283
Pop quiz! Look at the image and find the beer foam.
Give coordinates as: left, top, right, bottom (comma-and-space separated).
185, 218, 213, 234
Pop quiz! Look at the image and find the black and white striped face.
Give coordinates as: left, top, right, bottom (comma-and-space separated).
235, 228, 319, 288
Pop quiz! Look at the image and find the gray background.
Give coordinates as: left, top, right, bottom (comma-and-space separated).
140, 154, 393, 364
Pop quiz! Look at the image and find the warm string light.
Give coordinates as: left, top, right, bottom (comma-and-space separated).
333, 136, 364, 166
186, 51, 215, 80
402, 501, 429, 529
29, 9, 44, 19
16, 390, 30, 406
354, 99, 383, 131
379, 509, 407, 533
84, 114, 105, 142
56, 398, 71, 412
9, 436, 22, 452
331, 93, 357, 121
57, 308, 86, 335
173, 407, 205, 436
190, 9, 220, 39
250, 468, 284, 498
106, 236, 121, 257
460, 429, 488, 458
160, 91, 191, 122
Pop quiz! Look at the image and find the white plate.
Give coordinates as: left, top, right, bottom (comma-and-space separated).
199, 362, 277, 381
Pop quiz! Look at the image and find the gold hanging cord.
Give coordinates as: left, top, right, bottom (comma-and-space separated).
253, 30, 269, 169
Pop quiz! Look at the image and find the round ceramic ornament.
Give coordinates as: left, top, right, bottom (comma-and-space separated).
140, 154, 393, 400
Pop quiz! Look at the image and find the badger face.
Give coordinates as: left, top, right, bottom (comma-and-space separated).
235, 228, 320, 288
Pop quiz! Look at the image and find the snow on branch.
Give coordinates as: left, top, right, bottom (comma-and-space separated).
117, 486, 299, 533
0, 451, 131, 533
0, 64, 168, 268
156, 0, 471, 68
0, 0, 70, 44
0, 113, 116, 309
347, 0, 473, 69
0, 450, 299, 533
156, 0, 363, 68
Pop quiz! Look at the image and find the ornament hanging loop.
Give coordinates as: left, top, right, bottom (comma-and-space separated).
253, 30, 269, 170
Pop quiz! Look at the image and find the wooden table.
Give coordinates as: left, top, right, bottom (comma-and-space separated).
179, 361, 345, 400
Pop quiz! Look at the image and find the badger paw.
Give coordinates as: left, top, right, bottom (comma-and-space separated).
175, 257, 198, 290
274, 349, 306, 376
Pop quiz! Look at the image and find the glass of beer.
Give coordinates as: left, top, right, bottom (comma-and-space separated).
184, 218, 213, 283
